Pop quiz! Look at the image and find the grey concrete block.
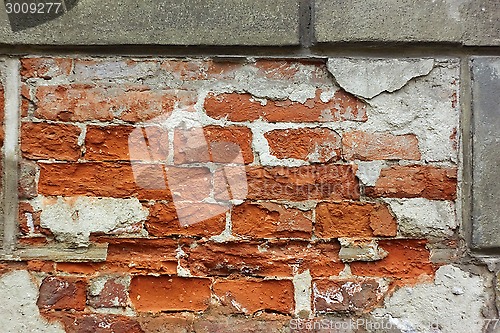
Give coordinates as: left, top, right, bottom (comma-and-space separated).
0, 0, 300, 45
314, 0, 500, 46
471, 57, 500, 250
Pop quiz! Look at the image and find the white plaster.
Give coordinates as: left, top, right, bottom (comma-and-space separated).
293, 269, 312, 317
0, 270, 65, 332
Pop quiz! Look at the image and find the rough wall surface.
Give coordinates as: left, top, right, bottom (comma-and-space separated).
0, 55, 497, 332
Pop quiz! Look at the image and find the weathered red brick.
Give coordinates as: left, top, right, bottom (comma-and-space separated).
37, 276, 86, 310
18, 159, 38, 199
241, 165, 359, 201
102, 238, 178, 275
137, 313, 195, 333
313, 279, 384, 314
87, 275, 129, 308
21, 122, 81, 161
342, 131, 421, 161
145, 202, 226, 237
194, 315, 289, 333
181, 240, 343, 278
34, 85, 175, 122
232, 202, 313, 239
204, 90, 367, 123
254, 59, 330, 84
85, 125, 169, 161
51, 313, 143, 333
315, 201, 397, 238
174, 125, 253, 164
38, 162, 210, 200
20, 57, 72, 79
349, 239, 436, 278
130, 276, 211, 312
213, 279, 294, 314
18, 201, 47, 236
265, 128, 341, 162
365, 165, 457, 200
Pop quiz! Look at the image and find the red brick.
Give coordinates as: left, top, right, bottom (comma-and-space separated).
315, 201, 397, 238
130, 276, 211, 312
38, 162, 210, 200
52, 313, 143, 333
232, 202, 313, 239
27, 260, 55, 273
349, 239, 435, 278
37, 276, 86, 310
137, 313, 194, 333
88, 275, 129, 308
145, 202, 226, 237
18, 201, 48, 236
265, 128, 341, 162
20, 57, 72, 79
242, 165, 359, 201
174, 125, 253, 164
204, 90, 367, 123
34, 85, 175, 122
365, 165, 457, 200
102, 238, 178, 274
213, 279, 294, 314
313, 279, 384, 313
85, 125, 168, 161
342, 131, 421, 161
194, 315, 289, 333
21, 122, 81, 161
181, 240, 343, 278
19, 160, 38, 199
254, 59, 330, 84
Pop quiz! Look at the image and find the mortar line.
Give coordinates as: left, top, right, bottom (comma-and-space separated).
3, 58, 19, 254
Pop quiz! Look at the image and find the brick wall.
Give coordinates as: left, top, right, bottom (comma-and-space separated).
0, 55, 496, 333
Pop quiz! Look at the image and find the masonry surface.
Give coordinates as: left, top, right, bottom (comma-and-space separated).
0, 55, 497, 333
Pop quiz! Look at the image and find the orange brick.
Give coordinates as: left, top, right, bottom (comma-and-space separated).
315, 201, 397, 238
232, 202, 313, 239
34, 85, 175, 122
349, 239, 435, 278
213, 279, 294, 314
181, 240, 343, 278
37, 276, 86, 311
20, 57, 72, 79
342, 131, 421, 161
204, 90, 366, 123
21, 122, 81, 161
243, 165, 359, 201
365, 165, 457, 200
174, 125, 253, 164
38, 162, 211, 200
85, 125, 169, 161
130, 276, 211, 312
102, 238, 178, 274
145, 202, 226, 237
265, 128, 341, 162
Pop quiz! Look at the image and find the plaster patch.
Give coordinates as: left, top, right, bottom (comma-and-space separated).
294, 269, 312, 318
384, 198, 457, 238
326, 58, 434, 99
370, 265, 488, 333
38, 196, 148, 246
355, 161, 386, 186
339, 238, 388, 263
0, 270, 65, 332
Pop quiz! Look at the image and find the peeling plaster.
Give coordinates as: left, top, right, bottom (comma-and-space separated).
37, 196, 148, 246
0, 270, 65, 333
385, 198, 457, 238
326, 58, 434, 99
370, 265, 489, 333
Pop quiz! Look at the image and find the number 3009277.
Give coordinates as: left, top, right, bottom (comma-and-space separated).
5, 2, 63, 14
